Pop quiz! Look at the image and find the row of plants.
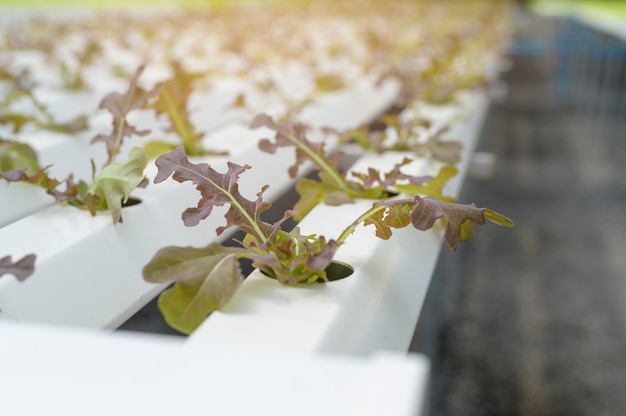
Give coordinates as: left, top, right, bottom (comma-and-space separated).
0, 0, 514, 335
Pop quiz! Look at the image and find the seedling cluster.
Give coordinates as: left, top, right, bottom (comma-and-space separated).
1, 0, 513, 334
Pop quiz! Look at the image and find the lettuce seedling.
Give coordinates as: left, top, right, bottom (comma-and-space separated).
250, 113, 446, 220
0, 69, 89, 134
1, 139, 147, 224
145, 61, 227, 158
143, 146, 513, 334
0, 254, 36, 281
1, 66, 161, 224
92, 64, 162, 165
0, 138, 66, 195
339, 113, 462, 164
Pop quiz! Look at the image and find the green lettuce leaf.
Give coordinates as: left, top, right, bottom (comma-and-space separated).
0, 139, 40, 174
87, 147, 148, 224
143, 140, 178, 159
143, 243, 244, 334
0, 113, 36, 134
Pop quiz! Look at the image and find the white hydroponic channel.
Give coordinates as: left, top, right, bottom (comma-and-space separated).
0, 6, 509, 415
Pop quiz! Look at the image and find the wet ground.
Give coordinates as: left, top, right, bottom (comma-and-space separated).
411, 10, 626, 416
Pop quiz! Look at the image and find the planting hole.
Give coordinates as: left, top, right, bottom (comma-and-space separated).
324, 260, 354, 281
122, 197, 142, 207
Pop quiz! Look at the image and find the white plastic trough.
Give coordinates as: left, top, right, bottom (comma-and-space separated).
0, 9, 503, 414
0, 78, 401, 329
188, 91, 491, 355
0, 68, 435, 416
0, 80, 489, 416
0, 70, 400, 227
0, 321, 430, 416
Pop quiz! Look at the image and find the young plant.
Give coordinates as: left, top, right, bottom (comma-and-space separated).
145, 60, 227, 158
339, 113, 463, 164
0, 65, 161, 224
250, 113, 446, 220
0, 254, 36, 281
142, 146, 513, 334
0, 69, 89, 134
58, 38, 103, 91
0, 138, 68, 196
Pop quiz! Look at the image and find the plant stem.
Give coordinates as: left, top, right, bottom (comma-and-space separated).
110, 117, 126, 165
161, 88, 199, 156
334, 203, 388, 250
282, 128, 351, 195
29, 93, 55, 126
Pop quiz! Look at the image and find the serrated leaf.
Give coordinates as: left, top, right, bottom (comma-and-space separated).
393, 164, 458, 199
48, 175, 90, 205
250, 228, 338, 284
0, 254, 36, 281
252, 113, 416, 216
150, 61, 210, 156
99, 64, 162, 118
154, 146, 273, 241
1, 155, 89, 206
380, 202, 413, 230
362, 202, 412, 240
88, 147, 148, 224
151, 147, 339, 284
410, 195, 513, 251
93, 65, 162, 164
363, 206, 393, 240
292, 155, 425, 220
1, 167, 60, 191
251, 113, 338, 179
360, 195, 514, 250
143, 243, 244, 334
352, 157, 432, 194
